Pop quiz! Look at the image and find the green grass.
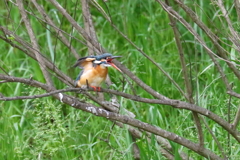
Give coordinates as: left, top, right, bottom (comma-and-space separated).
0, 0, 240, 159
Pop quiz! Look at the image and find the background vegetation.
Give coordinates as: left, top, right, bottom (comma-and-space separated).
0, 0, 240, 159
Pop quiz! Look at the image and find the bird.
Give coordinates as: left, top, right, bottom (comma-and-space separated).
73, 53, 122, 91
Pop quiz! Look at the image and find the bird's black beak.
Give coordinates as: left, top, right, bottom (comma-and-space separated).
111, 56, 122, 59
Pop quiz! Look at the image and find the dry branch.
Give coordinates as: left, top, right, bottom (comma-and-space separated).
0, 74, 239, 144
31, 0, 79, 59
48, 0, 105, 53
173, 0, 240, 81
82, 0, 99, 55
166, 0, 204, 148
0, 73, 224, 159
16, 0, 54, 88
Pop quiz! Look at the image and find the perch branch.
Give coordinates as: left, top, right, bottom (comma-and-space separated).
0, 74, 239, 143
0, 74, 223, 159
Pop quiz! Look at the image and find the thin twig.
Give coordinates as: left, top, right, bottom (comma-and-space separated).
232, 106, 240, 130
227, 84, 233, 158
201, 117, 227, 159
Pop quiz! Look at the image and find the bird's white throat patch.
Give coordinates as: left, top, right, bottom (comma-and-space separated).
93, 60, 101, 64
102, 63, 111, 67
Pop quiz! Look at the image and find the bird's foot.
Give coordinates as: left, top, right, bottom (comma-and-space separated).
90, 86, 101, 91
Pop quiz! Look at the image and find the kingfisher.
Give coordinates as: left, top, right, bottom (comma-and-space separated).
73, 53, 122, 91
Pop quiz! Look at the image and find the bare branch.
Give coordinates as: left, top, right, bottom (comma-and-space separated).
217, 0, 240, 50
71, 106, 223, 159
166, 0, 204, 148
232, 107, 240, 130
16, 0, 54, 88
31, 0, 79, 59
82, 0, 99, 55
0, 74, 224, 159
1, 74, 239, 143
6, 0, 89, 49
156, 0, 238, 98
234, 0, 240, 21
48, 0, 105, 53
173, 0, 240, 82
227, 90, 240, 98
0, 27, 74, 86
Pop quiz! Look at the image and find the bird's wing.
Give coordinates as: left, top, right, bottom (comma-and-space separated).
73, 57, 96, 68
74, 70, 84, 87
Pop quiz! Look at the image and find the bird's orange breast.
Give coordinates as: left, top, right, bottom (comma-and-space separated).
76, 65, 108, 87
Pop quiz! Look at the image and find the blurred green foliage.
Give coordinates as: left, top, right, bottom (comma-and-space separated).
0, 0, 240, 159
